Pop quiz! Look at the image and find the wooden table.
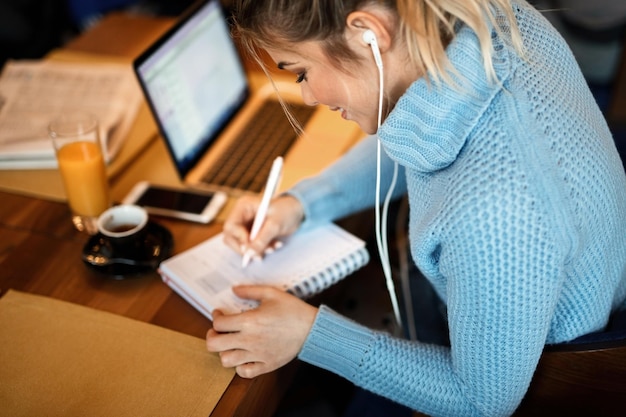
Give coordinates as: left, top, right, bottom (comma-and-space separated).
0, 12, 297, 417
0, 189, 298, 417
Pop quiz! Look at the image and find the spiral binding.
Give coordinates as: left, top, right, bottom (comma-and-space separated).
288, 248, 369, 298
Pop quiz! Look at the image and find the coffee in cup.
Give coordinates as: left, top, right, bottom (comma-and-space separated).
97, 205, 149, 249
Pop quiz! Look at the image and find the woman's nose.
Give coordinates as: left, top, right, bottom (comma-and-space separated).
300, 84, 319, 106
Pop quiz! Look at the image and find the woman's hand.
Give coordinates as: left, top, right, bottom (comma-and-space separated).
222, 194, 305, 260
205, 285, 318, 378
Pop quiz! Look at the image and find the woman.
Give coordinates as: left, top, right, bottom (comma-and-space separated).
205, 0, 626, 415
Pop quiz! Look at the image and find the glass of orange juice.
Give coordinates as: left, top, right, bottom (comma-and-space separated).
49, 112, 111, 235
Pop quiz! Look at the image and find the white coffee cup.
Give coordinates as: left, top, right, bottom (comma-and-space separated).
97, 205, 148, 241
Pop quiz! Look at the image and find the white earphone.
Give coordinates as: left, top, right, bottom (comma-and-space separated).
362, 29, 383, 70
362, 28, 403, 332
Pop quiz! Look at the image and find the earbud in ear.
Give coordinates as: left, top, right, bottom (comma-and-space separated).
362, 29, 383, 69
362, 29, 377, 46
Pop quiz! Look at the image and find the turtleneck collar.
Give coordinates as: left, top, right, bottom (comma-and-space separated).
378, 24, 512, 173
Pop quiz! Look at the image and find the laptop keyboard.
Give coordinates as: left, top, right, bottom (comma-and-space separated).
200, 100, 316, 193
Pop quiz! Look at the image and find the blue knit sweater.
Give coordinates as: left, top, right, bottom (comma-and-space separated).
288, 1, 626, 416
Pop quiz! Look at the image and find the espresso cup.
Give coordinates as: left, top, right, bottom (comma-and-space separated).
97, 205, 149, 252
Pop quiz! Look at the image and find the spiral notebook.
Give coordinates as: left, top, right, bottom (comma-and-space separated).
158, 223, 369, 319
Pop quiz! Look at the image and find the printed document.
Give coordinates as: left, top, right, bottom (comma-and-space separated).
0, 59, 142, 169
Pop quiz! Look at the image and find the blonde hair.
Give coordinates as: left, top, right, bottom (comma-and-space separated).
232, 0, 523, 86
397, 0, 523, 84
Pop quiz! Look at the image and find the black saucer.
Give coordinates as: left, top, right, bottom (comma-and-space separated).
82, 221, 173, 279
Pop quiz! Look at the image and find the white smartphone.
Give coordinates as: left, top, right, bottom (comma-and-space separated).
122, 181, 227, 224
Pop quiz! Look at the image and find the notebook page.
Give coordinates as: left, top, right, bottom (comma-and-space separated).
159, 223, 369, 316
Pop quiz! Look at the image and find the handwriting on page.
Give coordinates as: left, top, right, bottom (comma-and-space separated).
162, 226, 368, 315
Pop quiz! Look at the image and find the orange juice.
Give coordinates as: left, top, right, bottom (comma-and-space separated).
57, 141, 110, 217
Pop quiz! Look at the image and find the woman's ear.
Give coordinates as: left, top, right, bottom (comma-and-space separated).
345, 11, 392, 53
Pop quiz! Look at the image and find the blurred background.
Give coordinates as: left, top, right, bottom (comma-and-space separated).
0, 1, 192, 67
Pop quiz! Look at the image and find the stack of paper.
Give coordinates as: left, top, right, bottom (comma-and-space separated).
0, 60, 142, 169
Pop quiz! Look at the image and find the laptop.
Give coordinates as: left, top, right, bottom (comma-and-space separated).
133, 0, 363, 195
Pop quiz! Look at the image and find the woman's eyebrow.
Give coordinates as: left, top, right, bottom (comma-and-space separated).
277, 61, 296, 70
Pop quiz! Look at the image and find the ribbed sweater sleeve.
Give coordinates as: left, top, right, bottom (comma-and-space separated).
301, 306, 484, 416
288, 135, 407, 228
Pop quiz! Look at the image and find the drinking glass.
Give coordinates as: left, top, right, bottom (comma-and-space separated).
49, 112, 111, 235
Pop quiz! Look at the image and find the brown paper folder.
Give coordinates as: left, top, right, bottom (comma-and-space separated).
0, 290, 235, 417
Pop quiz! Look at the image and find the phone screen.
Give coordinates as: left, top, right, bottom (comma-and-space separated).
136, 187, 214, 215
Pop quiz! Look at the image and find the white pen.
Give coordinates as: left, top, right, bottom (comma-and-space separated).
241, 156, 284, 268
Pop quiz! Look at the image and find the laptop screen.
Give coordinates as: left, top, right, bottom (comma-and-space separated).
134, 0, 249, 176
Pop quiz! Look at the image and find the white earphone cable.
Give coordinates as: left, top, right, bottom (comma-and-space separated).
371, 42, 402, 331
